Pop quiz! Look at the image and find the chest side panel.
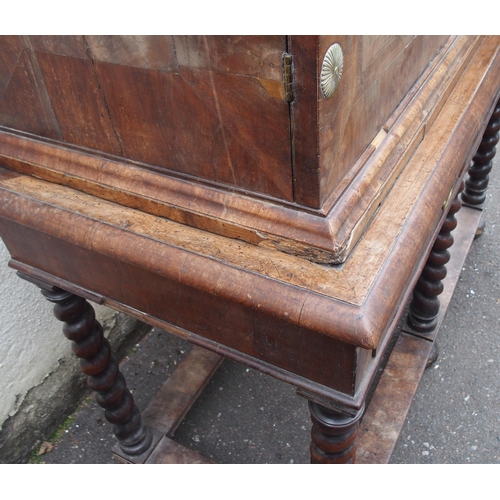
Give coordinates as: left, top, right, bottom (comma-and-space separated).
0, 35, 294, 201
318, 35, 451, 207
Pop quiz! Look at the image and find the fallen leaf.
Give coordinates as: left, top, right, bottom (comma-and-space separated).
37, 441, 54, 456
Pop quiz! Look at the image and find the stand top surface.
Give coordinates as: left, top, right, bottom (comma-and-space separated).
1, 39, 499, 349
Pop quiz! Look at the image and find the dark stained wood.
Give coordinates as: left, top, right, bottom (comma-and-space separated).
26, 35, 88, 58
92, 61, 220, 177
175, 65, 292, 199
318, 35, 451, 209
1, 37, 496, 265
0, 46, 63, 139
0, 38, 499, 404
85, 35, 177, 70
309, 402, 364, 464
462, 97, 500, 206
35, 51, 123, 155
0, 36, 23, 101
35, 195, 482, 466
289, 36, 452, 209
0, 46, 499, 396
174, 36, 284, 80
118, 186, 483, 464
111, 428, 163, 464
0, 131, 339, 263
407, 187, 463, 333
325, 36, 482, 261
0, 36, 500, 464
19, 277, 153, 457
288, 35, 321, 207
93, 58, 293, 199
0, 35, 294, 201
0, 211, 358, 396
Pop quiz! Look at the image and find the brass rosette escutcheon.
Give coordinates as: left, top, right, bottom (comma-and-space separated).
320, 43, 343, 99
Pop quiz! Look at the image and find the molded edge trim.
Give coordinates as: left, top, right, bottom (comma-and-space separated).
1, 36, 497, 264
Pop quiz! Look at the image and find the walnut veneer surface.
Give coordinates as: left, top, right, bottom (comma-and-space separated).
0, 35, 499, 462
0, 35, 476, 264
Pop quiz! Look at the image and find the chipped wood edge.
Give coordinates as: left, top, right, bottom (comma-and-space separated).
1, 37, 497, 265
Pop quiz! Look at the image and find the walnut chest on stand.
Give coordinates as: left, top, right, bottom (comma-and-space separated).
0, 35, 499, 463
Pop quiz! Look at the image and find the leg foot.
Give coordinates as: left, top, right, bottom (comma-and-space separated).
309, 402, 364, 464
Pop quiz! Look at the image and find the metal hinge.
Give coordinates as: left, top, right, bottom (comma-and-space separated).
282, 53, 294, 102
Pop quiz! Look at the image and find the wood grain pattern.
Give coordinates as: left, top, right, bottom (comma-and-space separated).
294, 35, 451, 208
35, 51, 123, 155
0, 216, 359, 396
86, 35, 177, 70
0, 35, 23, 101
0, 45, 63, 139
174, 35, 284, 81
324, 35, 483, 261
0, 171, 355, 302
0, 40, 498, 353
288, 35, 321, 207
356, 333, 432, 464
0, 60, 493, 399
1, 36, 500, 413
0, 131, 334, 261
2, 37, 496, 266
26, 35, 88, 58
0, 35, 293, 200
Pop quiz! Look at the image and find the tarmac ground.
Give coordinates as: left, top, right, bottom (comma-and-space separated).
31, 155, 500, 465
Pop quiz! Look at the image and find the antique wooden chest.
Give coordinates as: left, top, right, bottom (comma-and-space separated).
0, 35, 499, 462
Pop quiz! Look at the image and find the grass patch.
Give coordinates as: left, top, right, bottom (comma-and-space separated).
28, 395, 93, 463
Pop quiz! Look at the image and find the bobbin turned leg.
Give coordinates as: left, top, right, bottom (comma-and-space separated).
407, 188, 463, 335
26, 277, 153, 456
309, 402, 364, 464
462, 98, 500, 237
462, 98, 500, 208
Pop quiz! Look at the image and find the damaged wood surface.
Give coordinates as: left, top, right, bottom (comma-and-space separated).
317, 35, 452, 209
1, 37, 499, 266
1, 37, 500, 455
0, 49, 499, 358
